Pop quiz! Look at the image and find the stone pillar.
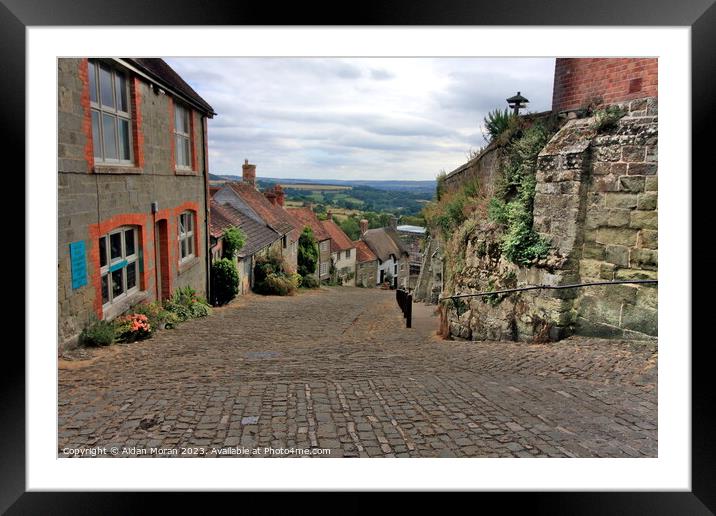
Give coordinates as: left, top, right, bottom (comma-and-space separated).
360, 219, 368, 236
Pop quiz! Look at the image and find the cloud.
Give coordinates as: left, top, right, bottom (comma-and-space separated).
165, 57, 556, 180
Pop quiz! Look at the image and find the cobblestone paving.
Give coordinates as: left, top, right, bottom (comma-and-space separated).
58, 287, 657, 458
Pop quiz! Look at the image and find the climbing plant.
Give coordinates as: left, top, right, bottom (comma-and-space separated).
222, 226, 246, 260
487, 120, 556, 266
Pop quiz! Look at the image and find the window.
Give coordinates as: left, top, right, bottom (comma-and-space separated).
320, 262, 329, 276
282, 235, 287, 249
345, 249, 351, 259
178, 211, 195, 262
320, 240, 329, 252
88, 60, 133, 164
99, 227, 140, 307
174, 103, 192, 169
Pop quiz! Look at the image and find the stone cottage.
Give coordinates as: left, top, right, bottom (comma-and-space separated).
213, 161, 301, 273
209, 200, 283, 295
354, 240, 379, 288
58, 58, 215, 350
360, 218, 410, 289
321, 215, 357, 286
286, 206, 332, 282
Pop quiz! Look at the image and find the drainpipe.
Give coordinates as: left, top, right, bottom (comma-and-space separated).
201, 115, 211, 302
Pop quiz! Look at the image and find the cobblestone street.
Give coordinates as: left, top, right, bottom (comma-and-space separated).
58, 287, 657, 458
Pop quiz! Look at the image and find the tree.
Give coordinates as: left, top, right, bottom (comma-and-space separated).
222, 226, 246, 260
338, 217, 361, 241
297, 226, 319, 278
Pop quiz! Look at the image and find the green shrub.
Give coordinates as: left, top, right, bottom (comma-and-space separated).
484, 108, 519, 142
222, 226, 246, 260
79, 318, 115, 347
164, 285, 212, 321
253, 252, 298, 296
301, 274, 320, 289
212, 258, 240, 306
297, 227, 319, 278
592, 105, 627, 133
134, 301, 179, 330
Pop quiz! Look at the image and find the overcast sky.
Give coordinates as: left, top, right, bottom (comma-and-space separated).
165, 58, 556, 181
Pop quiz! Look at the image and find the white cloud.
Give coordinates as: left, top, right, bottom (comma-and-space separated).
164, 57, 555, 180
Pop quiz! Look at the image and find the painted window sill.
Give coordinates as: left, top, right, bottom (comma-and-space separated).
102, 290, 149, 321
175, 168, 198, 176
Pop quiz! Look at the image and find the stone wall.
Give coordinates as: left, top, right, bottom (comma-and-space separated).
443, 98, 657, 342
443, 142, 502, 196
58, 58, 210, 349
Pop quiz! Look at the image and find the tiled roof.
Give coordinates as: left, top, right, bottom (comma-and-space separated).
286, 207, 330, 242
321, 220, 355, 253
125, 58, 215, 115
362, 227, 409, 262
224, 182, 300, 243
209, 186, 220, 198
210, 201, 282, 258
353, 240, 378, 263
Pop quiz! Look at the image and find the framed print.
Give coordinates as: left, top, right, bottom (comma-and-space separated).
5, 0, 715, 512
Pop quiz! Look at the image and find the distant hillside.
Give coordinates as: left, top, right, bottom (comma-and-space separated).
211, 174, 435, 194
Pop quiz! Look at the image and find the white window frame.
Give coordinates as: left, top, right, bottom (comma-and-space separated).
99, 226, 140, 310
320, 261, 329, 276
178, 211, 195, 263
345, 248, 351, 259
88, 60, 133, 165
174, 103, 192, 170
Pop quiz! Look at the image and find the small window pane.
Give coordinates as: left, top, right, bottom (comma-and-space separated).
99, 237, 107, 267
179, 214, 186, 235
91, 111, 102, 158
101, 274, 109, 304
115, 73, 128, 112
102, 113, 118, 160
126, 262, 137, 290
88, 61, 98, 103
110, 232, 122, 260
187, 236, 194, 256
119, 118, 131, 160
99, 65, 114, 108
180, 239, 187, 259
125, 229, 135, 256
182, 138, 191, 167
111, 268, 124, 298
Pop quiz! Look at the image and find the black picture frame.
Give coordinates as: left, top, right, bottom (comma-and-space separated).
6, 0, 714, 512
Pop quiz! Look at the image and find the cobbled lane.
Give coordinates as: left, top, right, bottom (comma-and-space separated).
58, 287, 657, 458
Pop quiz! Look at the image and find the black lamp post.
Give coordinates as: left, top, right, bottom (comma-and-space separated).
506, 91, 529, 115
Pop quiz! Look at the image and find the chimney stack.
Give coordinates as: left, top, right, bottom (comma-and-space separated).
360, 219, 368, 237
274, 184, 285, 207
264, 188, 277, 206
242, 159, 256, 187
326, 210, 333, 221
389, 216, 398, 230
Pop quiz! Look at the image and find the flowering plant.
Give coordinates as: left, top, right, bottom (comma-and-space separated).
115, 313, 152, 342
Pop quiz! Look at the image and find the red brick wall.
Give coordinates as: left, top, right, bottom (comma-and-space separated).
552, 58, 658, 113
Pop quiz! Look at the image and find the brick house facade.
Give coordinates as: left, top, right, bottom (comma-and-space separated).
552, 58, 658, 113
58, 58, 215, 349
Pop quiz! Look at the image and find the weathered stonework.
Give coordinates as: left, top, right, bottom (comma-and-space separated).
442, 98, 657, 342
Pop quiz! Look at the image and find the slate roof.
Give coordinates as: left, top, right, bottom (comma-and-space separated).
354, 240, 378, 263
286, 207, 330, 242
224, 182, 301, 243
210, 201, 281, 258
362, 227, 409, 262
321, 220, 355, 253
125, 58, 215, 115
